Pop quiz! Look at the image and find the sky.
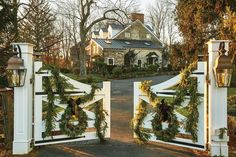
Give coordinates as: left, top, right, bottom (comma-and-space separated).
137, 0, 154, 13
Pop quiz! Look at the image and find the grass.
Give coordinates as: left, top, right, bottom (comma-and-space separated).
64, 73, 108, 83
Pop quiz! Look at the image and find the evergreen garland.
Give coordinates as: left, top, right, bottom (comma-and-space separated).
59, 99, 88, 137
131, 100, 151, 144
42, 65, 73, 138
132, 61, 200, 143
151, 99, 179, 141
43, 77, 57, 138
140, 80, 159, 107
171, 61, 197, 107
41, 65, 108, 140
94, 101, 108, 142
185, 78, 200, 142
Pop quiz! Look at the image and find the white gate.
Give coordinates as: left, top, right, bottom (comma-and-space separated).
133, 61, 207, 150
33, 61, 110, 146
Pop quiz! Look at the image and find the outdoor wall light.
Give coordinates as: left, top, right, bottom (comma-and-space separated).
213, 42, 234, 87
6, 45, 27, 87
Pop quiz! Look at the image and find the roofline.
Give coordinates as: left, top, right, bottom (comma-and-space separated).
112, 20, 163, 45
112, 23, 132, 39
91, 38, 104, 50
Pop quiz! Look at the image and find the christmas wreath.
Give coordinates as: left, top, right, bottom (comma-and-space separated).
152, 99, 179, 142
60, 98, 88, 137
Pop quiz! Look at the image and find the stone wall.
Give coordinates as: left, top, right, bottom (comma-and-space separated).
103, 50, 125, 65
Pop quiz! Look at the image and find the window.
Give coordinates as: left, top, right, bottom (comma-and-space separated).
138, 60, 142, 67
125, 32, 131, 38
131, 32, 139, 39
107, 58, 114, 65
146, 34, 151, 39
144, 42, 151, 46
124, 41, 131, 45
105, 40, 112, 44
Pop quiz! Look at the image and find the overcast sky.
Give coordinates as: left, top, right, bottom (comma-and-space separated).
137, 0, 154, 13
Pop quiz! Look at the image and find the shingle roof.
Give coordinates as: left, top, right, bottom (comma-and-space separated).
145, 25, 153, 32
110, 23, 124, 30
93, 39, 162, 50
101, 28, 108, 32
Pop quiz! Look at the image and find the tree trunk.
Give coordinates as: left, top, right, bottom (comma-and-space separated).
79, 45, 87, 76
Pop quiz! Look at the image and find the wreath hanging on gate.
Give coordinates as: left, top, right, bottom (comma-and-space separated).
60, 98, 88, 137
151, 99, 179, 142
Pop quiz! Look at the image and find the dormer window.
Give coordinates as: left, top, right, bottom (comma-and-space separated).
105, 40, 112, 44
125, 41, 131, 45
125, 32, 130, 38
144, 42, 151, 46
146, 34, 151, 39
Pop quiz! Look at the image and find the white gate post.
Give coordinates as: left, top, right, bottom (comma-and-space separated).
207, 40, 230, 157
13, 43, 34, 154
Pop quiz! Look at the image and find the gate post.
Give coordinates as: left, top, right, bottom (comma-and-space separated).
207, 40, 230, 157
12, 43, 34, 154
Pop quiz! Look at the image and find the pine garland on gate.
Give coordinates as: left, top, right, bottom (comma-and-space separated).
59, 98, 88, 137
94, 100, 108, 142
139, 81, 179, 142
185, 78, 200, 142
43, 77, 57, 138
131, 100, 151, 144
42, 65, 73, 138
151, 99, 179, 141
132, 61, 200, 143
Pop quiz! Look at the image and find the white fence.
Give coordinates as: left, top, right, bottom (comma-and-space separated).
133, 61, 207, 150
33, 61, 110, 146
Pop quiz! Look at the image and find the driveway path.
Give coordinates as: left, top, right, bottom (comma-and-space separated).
37, 76, 205, 157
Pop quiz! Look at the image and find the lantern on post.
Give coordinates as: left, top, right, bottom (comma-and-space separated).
213, 42, 234, 87
6, 45, 27, 87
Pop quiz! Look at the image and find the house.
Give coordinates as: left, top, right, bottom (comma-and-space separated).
87, 13, 163, 68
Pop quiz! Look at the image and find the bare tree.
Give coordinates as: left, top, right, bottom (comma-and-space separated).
56, 0, 138, 76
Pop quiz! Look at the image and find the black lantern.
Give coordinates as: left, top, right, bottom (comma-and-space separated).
213, 42, 233, 87
6, 45, 27, 87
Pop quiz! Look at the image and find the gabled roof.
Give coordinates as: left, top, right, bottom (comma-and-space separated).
92, 38, 162, 50
109, 23, 124, 30
112, 20, 162, 44
145, 25, 153, 32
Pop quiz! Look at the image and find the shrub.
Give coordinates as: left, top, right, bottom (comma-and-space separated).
147, 64, 159, 72
112, 66, 123, 78
228, 95, 236, 117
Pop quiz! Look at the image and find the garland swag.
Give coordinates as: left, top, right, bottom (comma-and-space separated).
131, 100, 151, 144
132, 61, 200, 143
59, 98, 88, 137
94, 101, 108, 142
42, 66, 108, 142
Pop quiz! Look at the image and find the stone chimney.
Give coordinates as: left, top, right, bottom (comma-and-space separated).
130, 13, 144, 23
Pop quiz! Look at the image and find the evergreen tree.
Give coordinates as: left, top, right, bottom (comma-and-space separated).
19, 0, 55, 51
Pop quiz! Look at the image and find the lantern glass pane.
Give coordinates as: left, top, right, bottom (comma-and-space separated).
6, 69, 26, 87
215, 69, 233, 87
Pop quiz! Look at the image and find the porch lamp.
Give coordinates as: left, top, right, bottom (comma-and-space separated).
6, 45, 27, 87
213, 42, 234, 87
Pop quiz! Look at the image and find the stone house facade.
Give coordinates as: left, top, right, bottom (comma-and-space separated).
87, 13, 163, 68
